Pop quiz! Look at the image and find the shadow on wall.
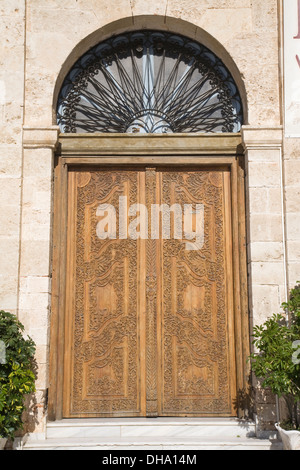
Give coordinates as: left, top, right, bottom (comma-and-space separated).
20, 358, 44, 437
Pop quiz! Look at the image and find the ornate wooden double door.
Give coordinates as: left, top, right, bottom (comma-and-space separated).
63, 166, 236, 418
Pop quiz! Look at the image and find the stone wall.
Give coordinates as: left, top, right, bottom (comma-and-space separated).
283, 0, 300, 293
284, 138, 300, 289
25, 0, 281, 129
0, 0, 298, 435
0, 1, 25, 315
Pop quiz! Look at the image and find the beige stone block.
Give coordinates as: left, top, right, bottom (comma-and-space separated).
124, 0, 167, 18
23, 73, 55, 127
20, 240, 51, 277
0, 203, 20, 237
285, 186, 300, 213
243, 62, 281, 126
0, 148, 22, 177
250, 242, 284, 262
17, 317, 49, 347
287, 241, 300, 261
0, 127, 21, 146
17, 309, 31, 334
20, 276, 50, 295
248, 187, 282, 214
0, 103, 23, 141
0, 0, 25, 17
0, 72, 24, 106
27, 4, 98, 37
22, 176, 52, 201
22, 186, 52, 213
248, 187, 268, 213
23, 104, 55, 128
29, 0, 76, 9
0, 274, 18, 313
286, 213, 300, 241
0, 238, 20, 276
21, 207, 51, 228
23, 147, 53, 176
250, 261, 285, 286
34, 363, 48, 390
250, 285, 281, 325
19, 292, 50, 312
285, 160, 300, 187
0, 177, 21, 206
251, 0, 277, 33
22, 223, 51, 242
267, 188, 282, 214
31, 191, 52, 211
249, 214, 283, 242
34, 345, 49, 365
0, 55, 24, 87
23, 325, 50, 348
283, 137, 300, 160
246, 148, 280, 163
288, 263, 300, 286
19, 277, 28, 294
247, 161, 281, 188
195, 8, 252, 44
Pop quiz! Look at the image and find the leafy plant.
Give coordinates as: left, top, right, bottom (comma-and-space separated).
0, 311, 36, 440
250, 284, 300, 430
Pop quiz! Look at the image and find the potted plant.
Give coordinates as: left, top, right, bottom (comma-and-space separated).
250, 284, 300, 450
0, 311, 36, 450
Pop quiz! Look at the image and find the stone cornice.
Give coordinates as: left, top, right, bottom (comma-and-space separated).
23, 126, 60, 150
241, 126, 283, 150
22, 126, 283, 154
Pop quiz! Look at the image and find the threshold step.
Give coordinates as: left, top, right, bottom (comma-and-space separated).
46, 418, 257, 439
22, 436, 282, 451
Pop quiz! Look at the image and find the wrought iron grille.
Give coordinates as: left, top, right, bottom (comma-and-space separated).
57, 31, 243, 134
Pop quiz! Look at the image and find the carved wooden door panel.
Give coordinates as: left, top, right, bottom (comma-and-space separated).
157, 169, 236, 416
63, 167, 236, 418
63, 169, 147, 417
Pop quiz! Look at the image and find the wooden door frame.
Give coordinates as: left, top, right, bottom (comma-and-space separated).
48, 133, 250, 421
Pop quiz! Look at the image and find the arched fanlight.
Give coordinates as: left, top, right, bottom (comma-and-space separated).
57, 31, 243, 134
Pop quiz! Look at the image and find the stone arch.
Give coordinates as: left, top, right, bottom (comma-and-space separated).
52, 15, 248, 127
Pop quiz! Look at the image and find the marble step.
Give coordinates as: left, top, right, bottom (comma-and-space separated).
22, 436, 282, 451
45, 418, 256, 440
21, 418, 283, 450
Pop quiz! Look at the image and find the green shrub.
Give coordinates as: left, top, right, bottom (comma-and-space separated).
0, 311, 36, 440
250, 284, 300, 429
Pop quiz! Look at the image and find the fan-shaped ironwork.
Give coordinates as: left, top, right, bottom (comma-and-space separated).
57, 31, 243, 134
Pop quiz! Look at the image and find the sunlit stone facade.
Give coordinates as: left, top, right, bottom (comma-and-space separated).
0, 0, 299, 438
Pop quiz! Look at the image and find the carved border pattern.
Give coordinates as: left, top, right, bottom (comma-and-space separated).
145, 168, 159, 416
